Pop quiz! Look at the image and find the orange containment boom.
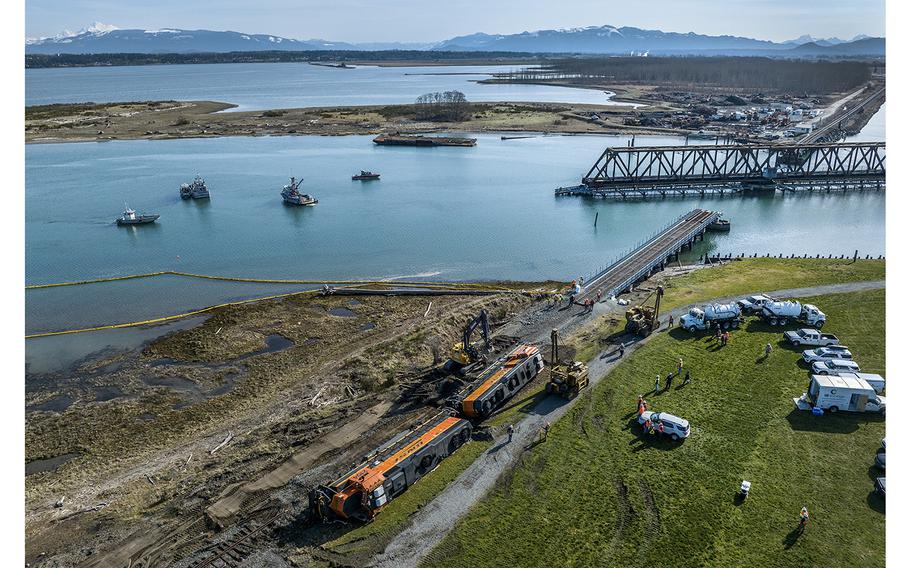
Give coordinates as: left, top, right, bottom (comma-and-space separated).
458, 343, 544, 419
309, 412, 473, 521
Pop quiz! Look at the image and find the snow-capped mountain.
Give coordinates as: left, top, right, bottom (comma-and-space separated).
25, 23, 882, 56
25, 25, 358, 54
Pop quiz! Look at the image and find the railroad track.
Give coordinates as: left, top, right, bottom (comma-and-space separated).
185, 504, 283, 568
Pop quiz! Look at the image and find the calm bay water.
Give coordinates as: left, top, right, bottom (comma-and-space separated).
25, 63, 625, 110
24, 73, 886, 373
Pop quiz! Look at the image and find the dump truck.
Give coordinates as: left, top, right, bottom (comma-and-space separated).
761, 301, 826, 328
625, 286, 663, 337
545, 329, 589, 399
679, 302, 742, 333
448, 343, 544, 419
310, 411, 472, 521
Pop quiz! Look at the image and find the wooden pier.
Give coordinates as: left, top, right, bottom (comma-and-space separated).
582, 209, 719, 299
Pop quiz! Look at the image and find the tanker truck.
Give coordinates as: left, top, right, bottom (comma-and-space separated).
761, 301, 826, 328
679, 302, 742, 333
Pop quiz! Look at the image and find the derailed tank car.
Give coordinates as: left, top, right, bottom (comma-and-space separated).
452, 343, 544, 419
310, 411, 472, 521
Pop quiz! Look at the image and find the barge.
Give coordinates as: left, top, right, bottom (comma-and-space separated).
372, 134, 477, 147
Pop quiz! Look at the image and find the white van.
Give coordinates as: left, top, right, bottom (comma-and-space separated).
834, 371, 885, 394
794, 375, 885, 413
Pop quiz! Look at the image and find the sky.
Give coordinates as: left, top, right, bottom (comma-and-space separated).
25, 0, 885, 43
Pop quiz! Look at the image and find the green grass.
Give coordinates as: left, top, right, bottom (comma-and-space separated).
423, 289, 885, 568
571, 258, 884, 363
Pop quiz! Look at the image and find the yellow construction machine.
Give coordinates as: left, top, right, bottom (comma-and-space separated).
625, 285, 664, 337
444, 309, 492, 373
545, 328, 589, 399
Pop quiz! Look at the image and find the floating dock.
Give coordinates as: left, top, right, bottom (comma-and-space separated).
583, 209, 720, 299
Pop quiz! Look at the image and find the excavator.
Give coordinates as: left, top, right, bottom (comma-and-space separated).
625, 285, 664, 337
545, 328, 589, 399
444, 309, 492, 374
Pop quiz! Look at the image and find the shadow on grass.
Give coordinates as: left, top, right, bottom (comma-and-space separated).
867, 490, 886, 514
782, 525, 805, 549
732, 492, 747, 507
785, 408, 884, 434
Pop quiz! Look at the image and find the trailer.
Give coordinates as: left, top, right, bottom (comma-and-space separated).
762, 301, 826, 328
310, 411, 472, 521
449, 343, 544, 419
794, 375, 885, 413
679, 302, 742, 333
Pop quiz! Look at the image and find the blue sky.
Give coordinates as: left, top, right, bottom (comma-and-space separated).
25, 0, 885, 42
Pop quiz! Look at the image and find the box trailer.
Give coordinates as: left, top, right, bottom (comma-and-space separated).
794, 375, 885, 413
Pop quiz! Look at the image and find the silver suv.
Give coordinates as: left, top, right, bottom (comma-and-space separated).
802, 346, 853, 364
811, 359, 860, 375
638, 411, 691, 441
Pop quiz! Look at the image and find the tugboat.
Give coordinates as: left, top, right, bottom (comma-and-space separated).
707, 218, 731, 232
352, 170, 380, 181
281, 177, 318, 206
116, 205, 159, 226
179, 175, 210, 199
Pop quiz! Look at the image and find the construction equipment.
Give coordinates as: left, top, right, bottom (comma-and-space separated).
625, 286, 664, 337
545, 328, 589, 399
310, 411, 472, 522
445, 309, 491, 373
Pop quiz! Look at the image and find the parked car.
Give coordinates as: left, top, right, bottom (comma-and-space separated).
882, 438, 886, 451
875, 451, 886, 470
802, 346, 853, 364
875, 477, 886, 496
785, 328, 840, 347
811, 359, 860, 375
638, 411, 691, 441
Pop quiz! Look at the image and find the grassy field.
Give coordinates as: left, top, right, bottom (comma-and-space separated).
572, 258, 884, 362
423, 289, 885, 568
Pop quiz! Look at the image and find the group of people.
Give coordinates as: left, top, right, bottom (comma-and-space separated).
653, 357, 691, 393
714, 327, 732, 346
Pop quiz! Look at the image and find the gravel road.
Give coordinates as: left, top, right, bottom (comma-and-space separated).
371, 279, 885, 568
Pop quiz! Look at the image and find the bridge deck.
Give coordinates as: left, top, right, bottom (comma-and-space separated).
583, 209, 719, 299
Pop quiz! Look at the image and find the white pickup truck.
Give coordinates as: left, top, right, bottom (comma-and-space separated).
784, 328, 840, 347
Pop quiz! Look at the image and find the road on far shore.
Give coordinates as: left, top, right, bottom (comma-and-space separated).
370, 278, 885, 568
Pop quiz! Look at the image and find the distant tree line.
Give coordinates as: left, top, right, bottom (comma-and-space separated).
495, 57, 872, 93
25, 50, 545, 69
414, 91, 470, 121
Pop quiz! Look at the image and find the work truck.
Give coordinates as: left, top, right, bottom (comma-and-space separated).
680, 302, 742, 332
785, 328, 840, 347
794, 375, 885, 414
761, 301, 826, 328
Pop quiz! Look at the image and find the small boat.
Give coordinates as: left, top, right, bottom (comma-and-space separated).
688, 130, 717, 140
352, 170, 380, 181
117, 206, 159, 226
281, 176, 318, 206
707, 218, 731, 232
180, 175, 210, 199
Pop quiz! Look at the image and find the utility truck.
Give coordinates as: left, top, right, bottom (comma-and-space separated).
761, 301, 826, 328
794, 375, 885, 413
784, 328, 839, 347
834, 371, 885, 394
680, 302, 742, 333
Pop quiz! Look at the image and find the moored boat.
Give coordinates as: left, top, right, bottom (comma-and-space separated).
707, 218, 731, 232
116, 206, 159, 226
372, 133, 476, 147
179, 175, 210, 199
281, 176, 318, 206
352, 170, 380, 181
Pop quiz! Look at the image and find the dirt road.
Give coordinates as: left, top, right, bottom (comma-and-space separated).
371, 279, 885, 568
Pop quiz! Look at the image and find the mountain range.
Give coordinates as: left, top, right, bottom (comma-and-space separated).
25, 22, 884, 57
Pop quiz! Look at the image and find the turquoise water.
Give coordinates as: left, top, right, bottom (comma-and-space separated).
26, 131, 885, 339
25, 63, 627, 111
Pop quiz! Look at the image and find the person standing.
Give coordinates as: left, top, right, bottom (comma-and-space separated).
684, 369, 691, 385
654, 374, 661, 393
542, 421, 551, 441
507, 424, 514, 443
668, 314, 675, 329
677, 357, 683, 375
619, 342, 626, 358
666, 372, 674, 391
765, 342, 773, 358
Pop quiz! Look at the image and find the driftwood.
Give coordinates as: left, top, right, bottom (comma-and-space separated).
145, 474, 155, 486
183, 453, 193, 470
424, 301, 433, 317
310, 385, 327, 406
54, 496, 65, 508
210, 432, 234, 455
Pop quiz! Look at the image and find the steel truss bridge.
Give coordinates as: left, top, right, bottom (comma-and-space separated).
556, 142, 885, 199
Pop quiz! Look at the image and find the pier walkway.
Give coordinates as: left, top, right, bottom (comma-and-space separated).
581, 209, 719, 299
